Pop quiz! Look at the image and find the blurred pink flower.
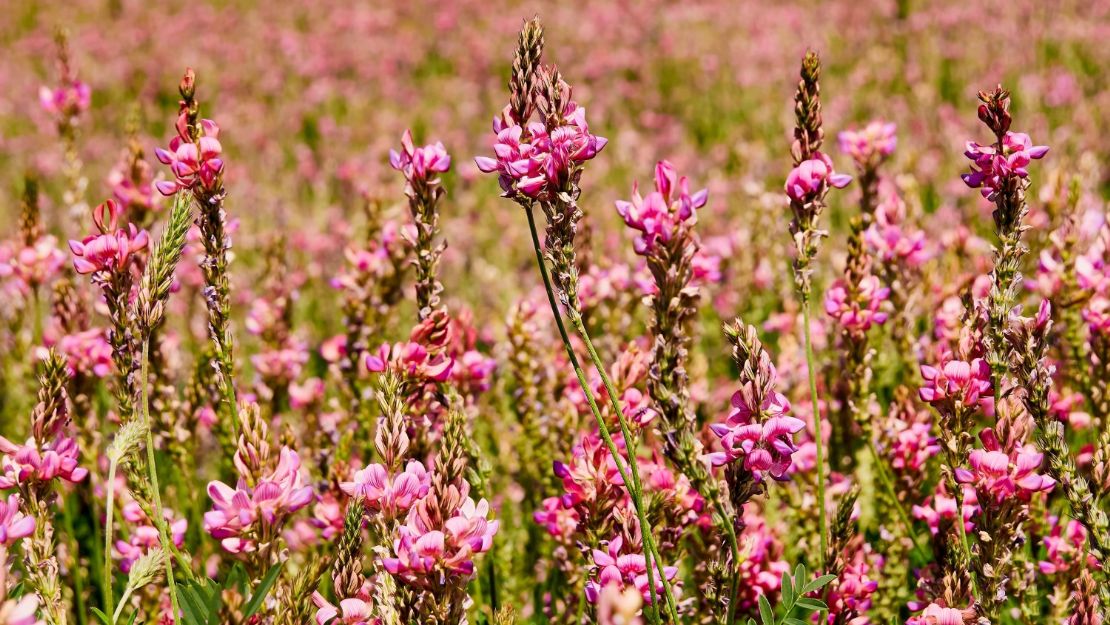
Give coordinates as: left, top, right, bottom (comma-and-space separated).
0, 435, 88, 489
824, 275, 889, 332
0, 493, 35, 547
838, 120, 897, 167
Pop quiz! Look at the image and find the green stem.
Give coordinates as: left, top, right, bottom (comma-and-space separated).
139, 340, 182, 620
525, 206, 674, 624
111, 587, 133, 625
721, 514, 741, 625
801, 300, 829, 562
570, 314, 681, 621
865, 440, 926, 559
103, 460, 118, 619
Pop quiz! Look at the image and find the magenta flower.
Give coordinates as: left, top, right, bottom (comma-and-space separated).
68, 200, 150, 276
838, 120, 897, 166
114, 502, 187, 573
824, 275, 889, 332
912, 484, 979, 536
57, 329, 114, 378
615, 160, 708, 255
340, 460, 430, 517
363, 341, 453, 382
584, 535, 679, 605
0, 435, 88, 489
785, 152, 851, 203
708, 376, 804, 480
825, 541, 882, 624
381, 496, 499, 582
0, 595, 43, 625
961, 131, 1048, 199
887, 421, 940, 474
0, 493, 35, 547
475, 103, 606, 200
39, 82, 91, 117
390, 129, 451, 182
204, 447, 314, 554
918, 358, 992, 408
154, 118, 224, 195
906, 603, 974, 625
1039, 516, 1099, 575
311, 594, 375, 625
954, 429, 1055, 503
533, 496, 580, 540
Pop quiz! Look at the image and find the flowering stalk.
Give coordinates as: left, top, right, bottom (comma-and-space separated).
391, 131, 450, 320
479, 19, 676, 621
786, 50, 850, 563
102, 419, 146, 619
41, 30, 91, 224
155, 69, 238, 430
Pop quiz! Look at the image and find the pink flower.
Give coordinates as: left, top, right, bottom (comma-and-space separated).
57, 329, 114, 378
204, 447, 314, 554
918, 358, 992, 408
390, 130, 451, 182
838, 121, 897, 166
3, 236, 67, 292
68, 200, 150, 276
340, 460, 430, 517
887, 422, 940, 474
1039, 516, 1100, 575
615, 160, 708, 255
824, 275, 889, 332
0, 493, 35, 547
961, 131, 1048, 199
311, 595, 376, 625
0, 435, 88, 489
584, 535, 679, 605
114, 502, 186, 573
532, 496, 580, 540
381, 497, 499, 582
825, 541, 882, 624
912, 484, 978, 536
954, 428, 1055, 503
785, 152, 851, 203
906, 603, 973, 625
363, 341, 453, 382
154, 119, 224, 195
39, 82, 91, 116
0, 594, 43, 625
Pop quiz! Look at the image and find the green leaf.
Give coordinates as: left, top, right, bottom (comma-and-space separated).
242, 563, 284, 618
784, 618, 809, 625
178, 584, 209, 625
795, 597, 828, 611
780, 571, 794, 609
126, 610, 139, 625
793, 563, 806, 593
90, 608, 110, 625
758, 594, 774, 625
802, 574, 837, 594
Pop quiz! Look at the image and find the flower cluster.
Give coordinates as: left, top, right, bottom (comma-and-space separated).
837, 120, 897, 167
918, 358, 993, 410
912, 484, 979, 536
615, 160, 708, 254
390, 130, 451, 183
584, 535, 679, 605
155, 118, 225, 196
954, 428, 1055, 503
204, 447, 314, 553
0, 435, 87, 489
0, 493, 35, 546
68, 200, 150, 276
39, 81, 91, 118
823, 275, 889, 333
340, 460, 430, 519
113, 502, 187, 573
475, 102, 606, 200
961, 132, 1048, 199
382, 496, 499, 583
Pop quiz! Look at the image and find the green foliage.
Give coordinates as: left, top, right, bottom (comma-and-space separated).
748, 564, 836, 625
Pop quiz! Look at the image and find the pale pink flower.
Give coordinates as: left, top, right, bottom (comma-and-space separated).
381, 497, 499, 582
114, 502, 187, 573
906, 603, 974, 625
838, 120, 897, 166
68, 200, 150, 276
390, 130, 451, 182
918, 358, 992, 408
1039, 516, 1100, 575
340, 460, 430, 517
0, 435, 88, 489
0, 493, 35, 547
39, 82, 91, 116
0, 594, 43, 625
311, 595, 376, 625
154, 119, 224, 195
615, 160, 708, 255
824, 275, 889, 332
584, 535, 679, 605
57, 329, 113, 378
912, 484, 978, 536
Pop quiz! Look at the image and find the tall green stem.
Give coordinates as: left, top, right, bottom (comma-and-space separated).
865, 440, 926, 558
103, 460, 119, 618
139, 340, 182, 619
525, 206, 678, 623
801, 300, 828, 561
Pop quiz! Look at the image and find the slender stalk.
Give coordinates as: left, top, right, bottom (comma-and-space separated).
865, 440, 926, 559
525, 206, 677, 623
721, 514, 741, 625
111, 587, 133, 625
569, 314, 681, 620
103, 460, 119, 618
801, 301, 828, 560
138, 340, 181, 619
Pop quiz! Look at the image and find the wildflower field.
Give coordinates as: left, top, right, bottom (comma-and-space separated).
1, 1, 1109, 624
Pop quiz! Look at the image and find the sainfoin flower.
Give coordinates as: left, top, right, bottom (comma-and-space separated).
68, 200, 150, 275
381, 496, 499, 582
906, 603, 975, 625
838, 120, 897, 166
155, 118, 224, 195
615, 160, 708, 254
312, 592, 376, 625
340, 460, 430, 517
390, 129, 451, 182
954, 429, 1055, 502
918, 358, 992, 408
1038, 516, 1099, 575
0, 435, 88, 489
707, 379, 804, 480
824, 275, 889, 332
39, 81, 91, 116
912, 484, 979, 536
204, 447, 314, 553
0, 594, 43, 625
785, 151, 851, 203
114, 501, 187, 573
57, 329, 114, 378
961, 131, 1048, 199
584, 535, 679, 605
0, 493, 35, 546
475, 103, 606, 200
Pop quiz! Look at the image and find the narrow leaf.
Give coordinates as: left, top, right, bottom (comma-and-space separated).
795, 597, 828, 611
242, 563, 284, 618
